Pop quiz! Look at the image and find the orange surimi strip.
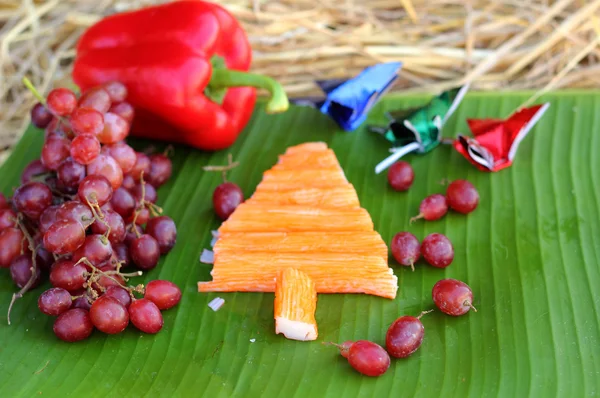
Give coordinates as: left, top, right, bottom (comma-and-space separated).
247, 185, 360, 208
274, 268, 318, 341
273, 149, 341, 170
284, 142, 328, 154
214, 232, 387, 259
256, 170, 347, 190
219, 204, 373, 233
198, 253, 397, 299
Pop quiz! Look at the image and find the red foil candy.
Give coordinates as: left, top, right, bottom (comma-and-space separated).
454, 103, 549, 172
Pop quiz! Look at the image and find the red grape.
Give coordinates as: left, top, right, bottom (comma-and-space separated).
89, 295, 129, 334
346, 340, 390, 377
103, 286, 131, 308
0, 193, 7, 210
387, 161, 414, 191
432, 279, 476, 316
113, 243, 130, 267
57, 200, 94, 229
391, 232, 420, 271
213, 182, 243, 220
13, 181, 53, 220
39, 205, 59, 233
70, 107, 104, 135
386, 311, 431, 358
129, 299, 163, 334
121, 174, 136, 190
129, 153, 151, 181
10, 254, 41, 289
49, 259, 87, 292
57, 158, 86, 188
91, 210, 126, 244
72, 234, 113, 266
92, 264, 125, 292
0, 227, 25, 268
31, 103, 53, 128
53, 308, 94, 342
0, 208, 17, 230
337, 341, 354, 359
70, 134, 101, 165
43, 219, 86, 255
47, 88, 77, 116
45, 118, 72, 139
411, 194, 448, 223
71, 294, 93, 311
148, 154, 172, 187
144, 280, 181, 310
38, 287, 73, 316
78, 175, 113, 207
421, 233, 454, 268
78, 87, 111, 113
41, 135, 71, 170
131, 182, 157, 204
145, 216, 177, 254
97, 113, 128, 144
446, 180, 479, 214
87, 154, 123, 190
103, 81, 128, 102
21, 159, 49, 184
35, 246, 54, 271
110, 187, 136, 218
130, 234, 160, 270
103, 142, 136, 173
124, 224, 143, 245
127, 207, 150, 226
109, 102, 134, 124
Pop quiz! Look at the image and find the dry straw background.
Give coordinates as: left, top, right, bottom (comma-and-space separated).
0, 0, 599, 163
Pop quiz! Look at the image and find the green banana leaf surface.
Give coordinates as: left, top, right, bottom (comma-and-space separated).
0, 92, 599, 397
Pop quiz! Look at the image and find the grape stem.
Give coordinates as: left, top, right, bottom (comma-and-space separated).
464, 300, 478, 312
416, 309, 435, 319
6, 214, 38, 325
409, 214, 423, 224
203, 153, 238, 182
76, 257, 142, 293
409, 262, 415, 272
22, 76, 70, 127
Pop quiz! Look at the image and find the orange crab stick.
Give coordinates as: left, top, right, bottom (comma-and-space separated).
274, 268, 318, 341
273, 149, 341, 170
247, 185, 360, 208
284, 142, 328, 154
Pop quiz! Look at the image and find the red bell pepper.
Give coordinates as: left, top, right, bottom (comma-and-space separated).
73, 1, 288, 150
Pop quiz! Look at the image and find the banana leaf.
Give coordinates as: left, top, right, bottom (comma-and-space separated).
0, 91, 599, 397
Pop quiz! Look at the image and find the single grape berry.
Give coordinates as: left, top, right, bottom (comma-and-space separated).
21, 159, 49, 184
0, 227, 25, 268
110, 187, 136, 218
70, 107, 104, 135
121, 174, 136, 190
213, 182, 243, 220
70, 134, 101, 165
386, 310, 433, 358
131, 182, 157, 204
87, 154, 123, 190
145, 216, 177, 254
46, 88, 77, 116
388, 161, 414, 191
31, 103, 53, 128
432, 279, 477, 316
446, 180, 479, 214
78, 175, 113, 207
103, 142, 136, 173
147, 154, 172, 187
144, 280, 181, 310
57, 158, 86, 188
41, 135, 71, 170
92, 265, 125, 292
130, 234, 160, 270
13, 181, 53, 220
103, 286, 132, 308
71, 295, 93, 311
91, 210, 126, 244
38, 287, 73, 316
335, 340, 354, 359
43, 219, 86, 255
103, 81, 128, 102
129, 153, 151, 181
129, 299, 163, 334
49, 259, 87, 292
57, 201, 94, 229
78, 87, 111, 113
10, 255, 42, 289
90, 295, 129, 334
53, 308, 94, 342
410, 194, 448, 223
391, 232, 420, 271
0, 208, 17, 230
97, 112, 129, 144
113, 243, 130, 267
72, 234, 113, 266
124, 224, 143, 246
421, 233, 454, 268
127, 207, 150, 226
346, 340, 390, 377
109, 102, 134, 124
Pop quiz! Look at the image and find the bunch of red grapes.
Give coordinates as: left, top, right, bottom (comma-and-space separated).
0, 81, 181, 342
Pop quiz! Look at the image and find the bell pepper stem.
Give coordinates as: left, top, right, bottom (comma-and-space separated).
208, 69, 289, 114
